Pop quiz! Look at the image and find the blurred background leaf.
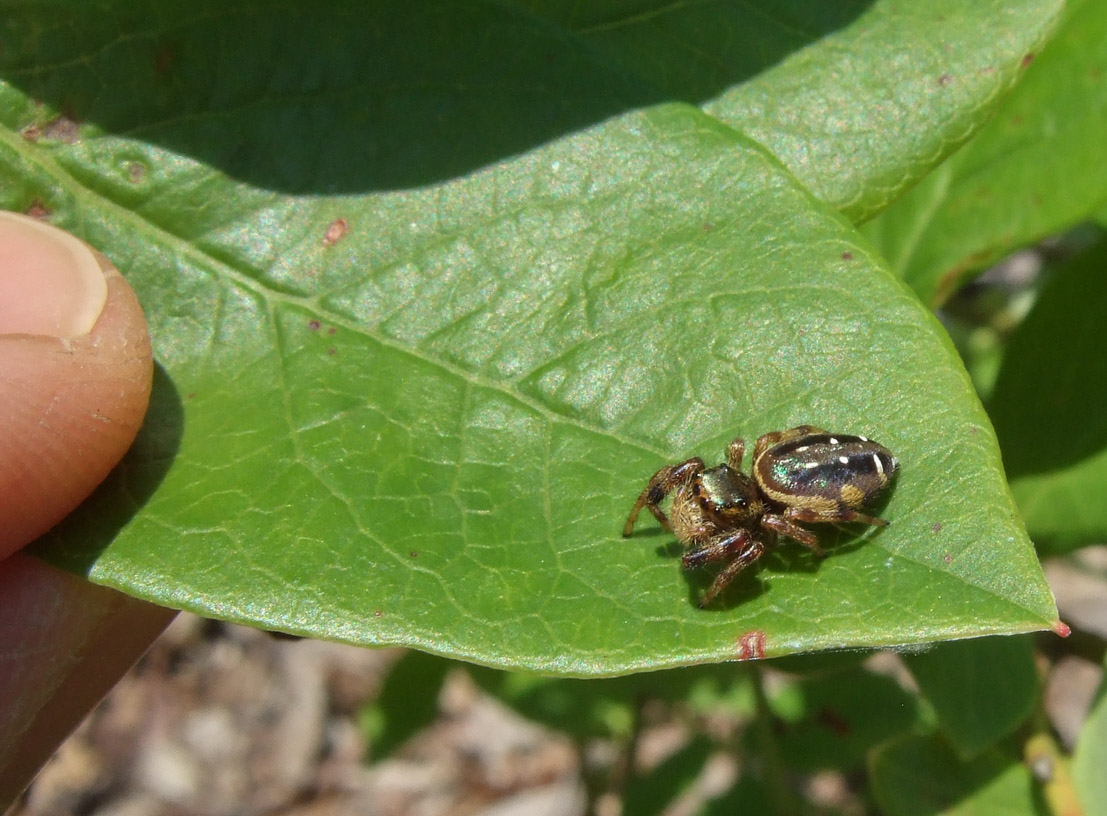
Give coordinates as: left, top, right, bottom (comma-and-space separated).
864, 0, 1107, 304
988, 235, 1107, 551
871, 735, 1040, 816
904, 636, 1038, 758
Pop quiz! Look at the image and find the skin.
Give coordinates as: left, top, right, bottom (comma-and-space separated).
0, 212, 174, 807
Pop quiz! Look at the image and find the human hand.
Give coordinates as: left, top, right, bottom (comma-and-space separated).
0, 212, 175, 806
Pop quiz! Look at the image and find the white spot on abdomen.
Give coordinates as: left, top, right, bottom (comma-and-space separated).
873, 454, 885, 476
837, 456, 849, 465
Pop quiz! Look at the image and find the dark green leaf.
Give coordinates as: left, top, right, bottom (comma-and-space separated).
773, 665, 922, 772
470, 663, 759, 741
702, 773, 773, 816
623, 736, 714, 816
864, 0, 1107, 304
870, 735, 1044, 816
359, 650, 451, 759
989, 235, 1107, 549
470, 671, 639, 742
905, 636, 1038, 758
2, 2, 1057, 674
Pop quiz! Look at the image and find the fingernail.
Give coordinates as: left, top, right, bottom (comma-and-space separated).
0, 211, 109, 339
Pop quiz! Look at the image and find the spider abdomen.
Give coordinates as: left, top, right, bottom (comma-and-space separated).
754, 432, 898, 513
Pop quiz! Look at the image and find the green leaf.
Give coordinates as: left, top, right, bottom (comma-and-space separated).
623, 736, 714, 816
471, 671, 640, 742
702, 774, 773, 816
359, 650, 451, 760
1072, 656, 1107, 815
870, 735, 1042, 816
988, 235, 1107, 550
864, 0, 1107, 305
2, 2, 1057, 674
470, 662, 759, 742
772, 665, 922, 772
513, 0, 1063, 221
904, 636, 1038, 758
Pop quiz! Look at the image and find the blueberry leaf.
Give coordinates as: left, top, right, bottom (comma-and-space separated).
2, 0, 1059, 674
510, 0, 1063, 221
864, 0, 1106, 304
871, 735, 1038, 816
989, 237, 1107, 551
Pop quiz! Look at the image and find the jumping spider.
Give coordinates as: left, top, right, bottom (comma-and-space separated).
623, 426, 898, 607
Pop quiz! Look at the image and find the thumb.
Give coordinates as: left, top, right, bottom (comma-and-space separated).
0, 211, 153, 558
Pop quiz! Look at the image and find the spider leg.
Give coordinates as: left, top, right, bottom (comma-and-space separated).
623, 457, 704, 537
646, 503, 672, 531
752, 431, 782, 467
685, 529, 765, 608
784, 506, 889, 528
726, 437, 746, 470
761, 514, 825, 557
681, 530, 735, 569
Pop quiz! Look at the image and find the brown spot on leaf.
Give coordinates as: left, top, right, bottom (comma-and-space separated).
43, 112, 81, 144
1021, 53, 1035, 68
23, 200, 51, 219
736, 630, 766, 661
841, 251, 853, 261
323, 218, 349, 247
938, 73, 953, 87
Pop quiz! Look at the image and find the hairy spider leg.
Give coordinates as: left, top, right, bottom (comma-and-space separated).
784, 506, 890, 528
726, 437, 746, 470
681, 529, 766, 608
760, 514, 825, 557
622, 457, 705, 537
